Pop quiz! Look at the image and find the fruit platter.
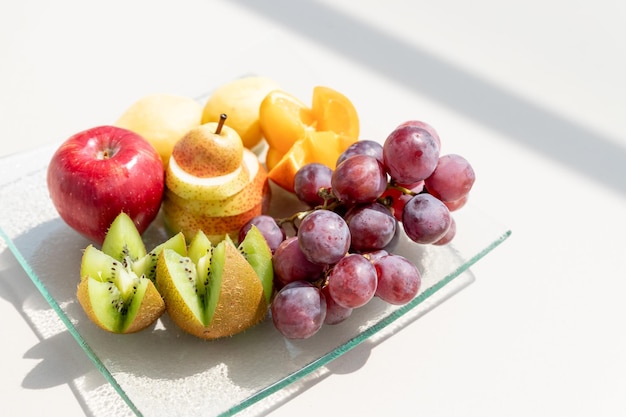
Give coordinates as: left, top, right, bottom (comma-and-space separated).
0, 73, 511, 417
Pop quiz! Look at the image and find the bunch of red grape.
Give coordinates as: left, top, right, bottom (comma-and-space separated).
239, 120, 475, 339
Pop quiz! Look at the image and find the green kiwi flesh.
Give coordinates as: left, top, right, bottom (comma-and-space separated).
80, 245, 148, 333
99, 212, 187, 283
131, 231, 187, 283
85, 271, 148, 333
158, 228, 273, 331
101, 212, 147, 263
160, 231, 222, 326
237, 225, 274, 304
79, 212, 179, 333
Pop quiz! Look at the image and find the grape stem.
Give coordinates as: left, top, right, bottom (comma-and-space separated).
275, 209, 310, 230
274, 187, 340, 234
387, 181, 421, 196
275, 182, 428, 234
378, 181, 429, 208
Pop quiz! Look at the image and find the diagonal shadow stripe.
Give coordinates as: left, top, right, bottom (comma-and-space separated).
232, 0, 626, 194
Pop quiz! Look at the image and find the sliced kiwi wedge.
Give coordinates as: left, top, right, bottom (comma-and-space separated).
99, 212, 187, 283
237, 225, 273, 304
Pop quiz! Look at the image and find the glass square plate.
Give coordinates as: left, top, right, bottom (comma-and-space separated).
0, 141, 510, 417
0, 37, 510, 417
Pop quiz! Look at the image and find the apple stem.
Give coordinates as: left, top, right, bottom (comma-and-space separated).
97, 149, 111, 160
215, 113, 227, 135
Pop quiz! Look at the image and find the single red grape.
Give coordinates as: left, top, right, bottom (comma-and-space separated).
373, 254, 421, 305
327, 253, 378, 308
321, 284, 353, 325
298, 210, 351, 265
331, 154, 388, 206
344, 202, 397, 252
271, 281, 327, 339
402, 193, 451, 244
272, 236, 326, 288
294, 163, 334, 207
424, 154, 475, 202
238, 215, 285, 253
383, 124, 440, 184
336, 139, 384, 166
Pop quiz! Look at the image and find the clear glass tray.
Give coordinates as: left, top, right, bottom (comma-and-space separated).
0, 141, 510, 416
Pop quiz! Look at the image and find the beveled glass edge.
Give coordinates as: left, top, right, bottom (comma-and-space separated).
0, 227, 144, 417
0, 193, 512, 417
221, 228, 511, 416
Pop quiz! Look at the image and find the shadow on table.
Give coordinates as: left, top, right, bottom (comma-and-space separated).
248, 268, 476, 417
0, 247, 119, 416
0, 211, 478, 417
232, 0, 626, 195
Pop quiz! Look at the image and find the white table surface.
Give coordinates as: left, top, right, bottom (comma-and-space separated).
2, 1, 625, 416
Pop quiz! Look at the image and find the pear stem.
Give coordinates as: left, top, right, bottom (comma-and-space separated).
215, 113, 227, 135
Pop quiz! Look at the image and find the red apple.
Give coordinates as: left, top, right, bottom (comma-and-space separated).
47, 125, 165, 244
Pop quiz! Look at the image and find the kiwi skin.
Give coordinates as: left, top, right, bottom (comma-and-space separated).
156, 227, 274, 340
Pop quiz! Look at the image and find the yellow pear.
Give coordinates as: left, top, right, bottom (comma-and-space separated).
115, 93, 203, 168
170, 119, 243, 178
202, 76, 281, 149
164, 151, 268, 216
163, 148, 269, 243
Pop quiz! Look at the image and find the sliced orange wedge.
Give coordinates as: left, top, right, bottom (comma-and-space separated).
311, 86, 360, 139
259, 90, 316, 155
260, 85, 360, 193
264, 146, 285, 172
267, 131, 357, 192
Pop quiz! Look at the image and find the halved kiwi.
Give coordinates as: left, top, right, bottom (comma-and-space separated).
76, 212, 186, 334
156, 226, 274, 339
77, 248, 164, 333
